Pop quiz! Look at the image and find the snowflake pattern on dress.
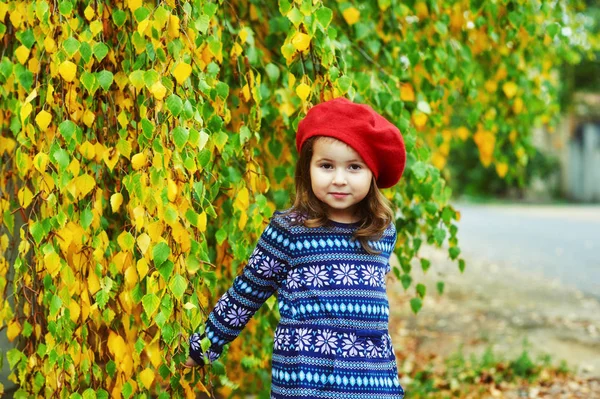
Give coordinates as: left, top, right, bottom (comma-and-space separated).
188, 210, 404, 399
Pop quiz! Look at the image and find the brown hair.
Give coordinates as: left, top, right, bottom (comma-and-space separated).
282, 136, 395, 255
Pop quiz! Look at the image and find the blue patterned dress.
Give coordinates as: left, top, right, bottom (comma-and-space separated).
189, 211, 405, 398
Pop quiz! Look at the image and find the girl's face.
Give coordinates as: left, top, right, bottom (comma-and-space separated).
309, 137, 373, 223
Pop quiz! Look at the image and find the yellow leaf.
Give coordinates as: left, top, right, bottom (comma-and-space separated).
79, 141, 96, 160
90, 20, 103, 37
117, 111, 128, 128
69, 300, 80, 323
342, 7, 360, 25
496, 162, 508, 178
128, 0, 142, 11
484, 80, 497, 93
124, 265, 138, 288
172, 62, 192, 84
111, 193, 124, 212
456, 126, 469, 141
15, 45, 30, 65
296, 83, 311, 101
241, 84, 250, 102
107, 331, 126, 362
137, 233, 151, 254
18, 187, 33, 208
20, 102, 32, 123
502, 81, 517, 98
150, 81, 167, 100
84, 5, 95, 20
183, 302, 196, 310
35, 110, 52, 131
198, 211, 207, 232
167, 178, 178, 202
238, 211, 248, 230
6, 320, 21, 342
168, 15, 180, 38
88, 271, 101, 294
412, 111, 428, 129
83, 109, 95, 127
146, 340, 162, 368
44, 252, 62, 277
513, 97, 523, 114
137, 258, 149, 279
131, 152, 147, 170
59, 61, 77, 82
291, 32, 311, 51
139, 368, 155, 390
76, 174, 96, 200
9, 9, 23, 29
400, 83, 415, 102
103, 148, 120, 171
33, 152, 49, 173
44, 37, 56, 53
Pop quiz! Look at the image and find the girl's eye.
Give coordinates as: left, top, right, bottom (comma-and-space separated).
349, 164, 361, 170
320, 163, 333, 169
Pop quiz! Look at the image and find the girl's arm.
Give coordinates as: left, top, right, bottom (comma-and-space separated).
188, 215, 293, 365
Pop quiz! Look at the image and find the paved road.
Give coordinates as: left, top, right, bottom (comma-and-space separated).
453, 203, 600, 297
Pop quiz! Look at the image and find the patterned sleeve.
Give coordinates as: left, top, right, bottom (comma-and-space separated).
188, 214, 293, 365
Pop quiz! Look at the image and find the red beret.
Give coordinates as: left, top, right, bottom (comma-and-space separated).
296, 97, 406, 189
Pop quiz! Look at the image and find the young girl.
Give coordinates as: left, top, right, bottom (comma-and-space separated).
185, 97, 407, 398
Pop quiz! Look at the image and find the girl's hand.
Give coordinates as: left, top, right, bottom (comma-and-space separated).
183, 356, 200, 368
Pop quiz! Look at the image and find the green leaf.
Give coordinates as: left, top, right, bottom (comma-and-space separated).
7, 348, 23, 369
97, 70, 114, 91
0, 58, 13, 79
185, 209, 198, 226
142, 293, 160, 317
153, 242, 170, 267
112, 9, 127, 27
122, 382, 133, 399
49, 294, 62, 317
80, 208, 93, 230
436, 281, 445, 295
52, 148, 70, 170
279, 0, 291, 15
158, 260, 174, 282
93, 42, 109, 62
449, 246, 461, 260
18, 68, 33, 90
417, 100, 432, 114
416, 283, 426, 299
144, 70, 160, 88
215, 82, 229, 100
133, 6, 150, 22
79, 42, 92, 63
59, 1, 73, 16
168, 274, 187, 300
166, 94, 183, 117
433, 227, 446, 245
337, 76, 352, 93
400, 274, 412, 290
195, 14, 210, 34
315, 7, 333, 28
265, 63, 280, 83
215, 228, 227, 245
411, 162, 428, 181
547, 22, 559, 38
81, 71, 99, 94
172, 127, 189, 149
239, 126, 251, 144
420, 258, 431, 273
63, 37, 80, 57
59, 120, 76, 141
30, 221, 45, 245
410, 297, 422, 314
458, 258, 466, 273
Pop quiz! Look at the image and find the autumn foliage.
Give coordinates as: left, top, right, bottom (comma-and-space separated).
0, 0, 593, 396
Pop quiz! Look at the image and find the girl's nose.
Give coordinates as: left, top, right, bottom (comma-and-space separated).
332, 170, 347, 185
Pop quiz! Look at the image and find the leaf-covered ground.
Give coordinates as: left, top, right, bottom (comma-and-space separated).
388, 245, 600, 398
